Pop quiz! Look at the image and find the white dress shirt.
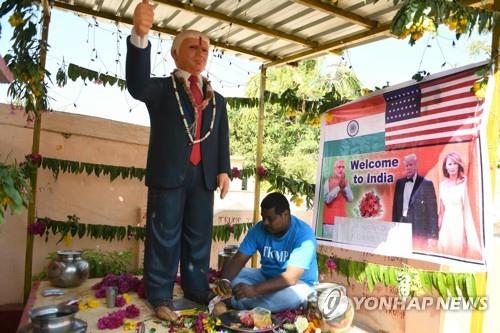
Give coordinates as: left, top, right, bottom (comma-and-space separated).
402, 174, 416, 217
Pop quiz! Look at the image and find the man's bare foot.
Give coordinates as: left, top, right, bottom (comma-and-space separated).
155, 305, 178, 321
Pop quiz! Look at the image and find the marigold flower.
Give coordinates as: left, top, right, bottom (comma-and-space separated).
87, 298, 101, 308
293, 197, 304, 207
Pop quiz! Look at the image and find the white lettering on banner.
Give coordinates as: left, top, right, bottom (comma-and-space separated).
263, 246, 289, 262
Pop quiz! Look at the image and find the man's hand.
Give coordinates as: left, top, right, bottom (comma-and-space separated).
232, 283, 257, 300
339, 177, 346, 190
213, 278, 232, 297
217, 173, 230, 199
133, 0, 155, 37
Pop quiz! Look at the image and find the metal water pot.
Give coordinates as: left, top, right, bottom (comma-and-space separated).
48, 251, 89, 288
217, 245, 238, 271
22, 304, 87, 333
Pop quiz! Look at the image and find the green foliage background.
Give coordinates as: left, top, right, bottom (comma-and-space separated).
228, 59, 362, 184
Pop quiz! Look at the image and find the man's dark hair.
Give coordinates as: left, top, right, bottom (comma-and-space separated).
261, 192, 290, 214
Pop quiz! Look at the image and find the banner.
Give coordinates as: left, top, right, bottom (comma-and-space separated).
313, 62, 492, 268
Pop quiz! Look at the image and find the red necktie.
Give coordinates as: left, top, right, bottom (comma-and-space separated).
188, 75, 203, 165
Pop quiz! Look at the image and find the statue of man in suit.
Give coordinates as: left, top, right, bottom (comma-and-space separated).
127, 0, 231, 320
392, 154, 438, 251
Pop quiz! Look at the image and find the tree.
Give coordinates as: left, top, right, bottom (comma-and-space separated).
228, 58, 362, 183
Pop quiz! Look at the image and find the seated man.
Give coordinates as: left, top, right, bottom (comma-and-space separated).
214, 192, 318, 312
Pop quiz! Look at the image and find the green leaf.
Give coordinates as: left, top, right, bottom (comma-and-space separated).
436, 273, 448, 298
446, 273, 458, 297
465, 274, 477, 299
366, 265, 375, 292
419, 271, 432, 292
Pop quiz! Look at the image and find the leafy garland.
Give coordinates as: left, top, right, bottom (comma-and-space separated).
317, 253, 478, 300
56, 63, 127, 90
32, 215, 146, 243
226, 87, 349, 124
0, 0, 49, 114
30, 215, 253, 243
39, 157, 317, 208
389, 0, 499, 45
41, 157, 146, 181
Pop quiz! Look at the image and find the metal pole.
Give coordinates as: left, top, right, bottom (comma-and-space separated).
24, 0, 51, 303
251, 65, 267, 267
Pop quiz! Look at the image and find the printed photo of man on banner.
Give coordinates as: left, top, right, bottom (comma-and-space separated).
313, 62, 492, 266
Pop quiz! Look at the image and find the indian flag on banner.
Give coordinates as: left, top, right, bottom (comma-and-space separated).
322, 94, 386, 157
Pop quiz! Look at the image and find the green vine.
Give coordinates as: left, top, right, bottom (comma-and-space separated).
39, 157, 316, 208
56, 63, 127, 90
317, 253, 478, 300
0, 0, 49, 114
226, 87, 349, 124
38, 215, 145, 243
41, 157, 146, 182
32, 215, 252, 243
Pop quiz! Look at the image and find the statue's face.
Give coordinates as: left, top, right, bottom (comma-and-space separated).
172, 37, 209, 75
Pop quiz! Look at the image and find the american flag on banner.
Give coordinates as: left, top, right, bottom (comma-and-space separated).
384, 67, 484, 150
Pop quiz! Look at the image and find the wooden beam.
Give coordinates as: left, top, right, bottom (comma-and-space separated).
291, 0, 378, 28
264, 23, 392, 68
51, 1, 276, 61
154, 0, 317, 47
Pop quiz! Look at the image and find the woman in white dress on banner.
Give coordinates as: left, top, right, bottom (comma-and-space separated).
438, 152, 481, 258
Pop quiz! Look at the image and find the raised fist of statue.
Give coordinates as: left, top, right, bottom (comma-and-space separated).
133, 0, 155, 37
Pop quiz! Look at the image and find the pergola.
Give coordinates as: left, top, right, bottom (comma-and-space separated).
16, 1, 499, 330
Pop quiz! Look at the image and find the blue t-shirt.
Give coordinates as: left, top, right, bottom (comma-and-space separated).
238, 215, 318, 286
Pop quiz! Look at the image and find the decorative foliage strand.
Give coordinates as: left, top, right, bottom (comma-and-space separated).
56, 63, 127, 90
40, 157, 317, 207
34, 215, 251, 243
41, 157, 146, 182
317, 253, 478, 300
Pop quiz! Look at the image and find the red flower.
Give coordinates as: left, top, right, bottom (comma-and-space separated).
256, 165, 267, 178
326, 257, 337, 271
25, 153, 42, 167
231, 167, 241, 179
28, 218, 47, 235
358, 191, 382, 218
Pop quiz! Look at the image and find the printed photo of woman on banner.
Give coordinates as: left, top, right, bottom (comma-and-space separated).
313, 62, 489, 266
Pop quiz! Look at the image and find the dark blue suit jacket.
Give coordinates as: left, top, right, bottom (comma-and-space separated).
392, 175, 438, 239
126, 38, 231, 190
